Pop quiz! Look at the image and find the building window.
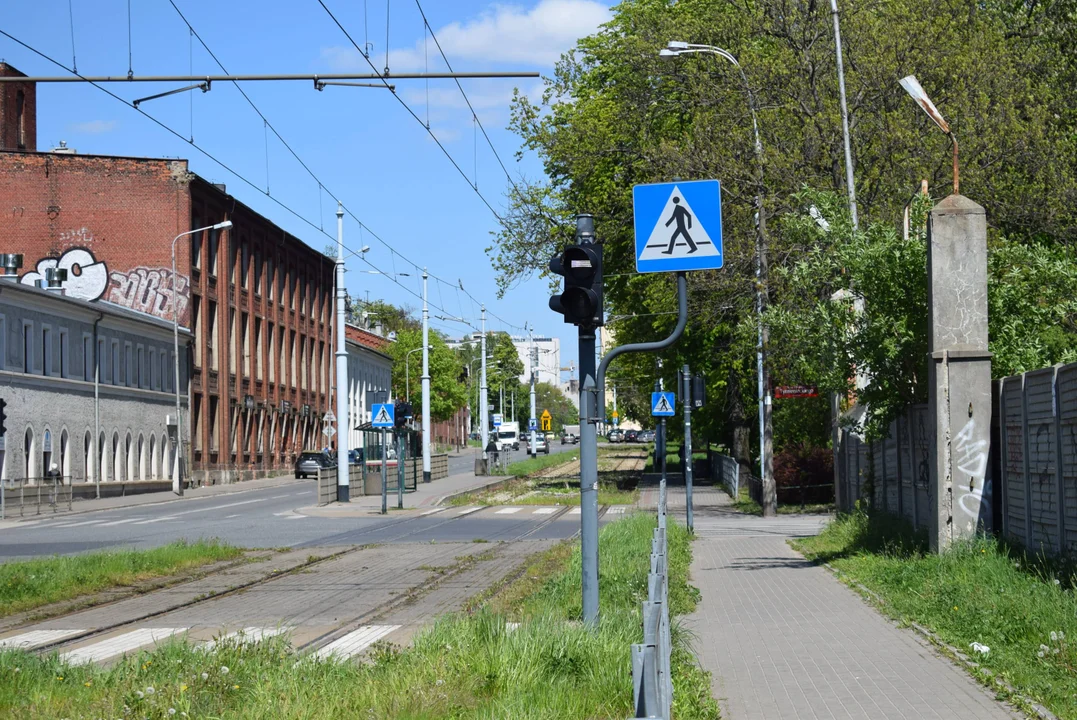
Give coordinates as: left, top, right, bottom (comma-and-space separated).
290, 331, 297, 387
254, 251, 262, 296
42, 326, 53, 376
191, 219, 202, 270
228, 309, 237, 375
209, 226, 220, 276
208, 396, 220, 453
16, 90, 26, 149
59, 329, 69, 378
191, 295, 202, 367
112, 340, 120, 385
164, 351, 171, 392
149, 349, 157, 389
83, 335, 93, 381
241, 244, 250, 288
241, 312, 250, 378
267, 258, 275, 301
124, 343, 133, 386
137, 346, 145, 388
268, 324, 276, 383
207, 301, 218, 371
254, 318, 263, 381
192, 393, 203, 454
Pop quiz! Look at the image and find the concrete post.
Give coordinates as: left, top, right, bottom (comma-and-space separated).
335, 203, 350, 502
927, 194, 992, 551
421, 269, 431, 483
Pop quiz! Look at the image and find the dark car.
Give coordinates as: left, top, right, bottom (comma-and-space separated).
348, 448, 365, 465
624, 429, 639, 443
638, 429, 656, 443
295, 451, 335, 479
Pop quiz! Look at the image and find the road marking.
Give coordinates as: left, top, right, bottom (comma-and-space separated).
133, 516, 179, 525
0, 628, 87, 649
96, 518, 144, 527
420, 508, 444, 516
314, 625, 400, 660
201, 627, 291, 652
532, 508, 557, 515
271, 495, 290, 499
170, 497, 268, 517
49, 519, 110, 528
569, 507, 581, 515
456, 507, 482, 516
608, 506, 628, 514
61, 628, 188, 664
285, 515, 307, 521
224, 514, 240, 519
495, 507, 522, 514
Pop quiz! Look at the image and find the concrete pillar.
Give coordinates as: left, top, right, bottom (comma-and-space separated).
927, 194, 993, 551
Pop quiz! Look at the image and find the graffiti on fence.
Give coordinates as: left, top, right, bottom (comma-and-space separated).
954, 416, 991, 526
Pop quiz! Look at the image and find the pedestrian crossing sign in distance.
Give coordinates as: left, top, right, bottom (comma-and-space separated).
651, 392, 676, 417
633, 179, 723, 274
371, 403, 395, 428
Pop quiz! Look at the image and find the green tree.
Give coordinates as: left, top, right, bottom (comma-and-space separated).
485, 332, 525, 416
388, 328, 467, 422
514, 381, 579, 433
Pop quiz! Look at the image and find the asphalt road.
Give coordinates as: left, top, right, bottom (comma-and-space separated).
445, 437, 580, 476
0, 447, 606, 561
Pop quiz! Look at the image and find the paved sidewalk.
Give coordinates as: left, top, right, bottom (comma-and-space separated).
682, 487, 1021, 720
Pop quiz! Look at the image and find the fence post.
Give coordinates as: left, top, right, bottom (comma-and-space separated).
1021, 374, 1033, 545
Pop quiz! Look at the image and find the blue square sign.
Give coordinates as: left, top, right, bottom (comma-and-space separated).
633, 179, 723, 274
371, 403, 395, 428
651, 392, 676, 417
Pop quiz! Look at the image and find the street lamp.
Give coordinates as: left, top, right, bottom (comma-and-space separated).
899, 74, 959, 195
660, 40, 776, 516
405, 345, 432, 403
172, 219, 232, 496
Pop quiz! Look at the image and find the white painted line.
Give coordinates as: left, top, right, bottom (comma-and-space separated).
201, 627, 290, 652
61, 628, 188, 664
168, 497, 269, 518
420, 508, 445, 516
224, 514, 240, 519
0, 628, 87, 649
569, 507, 581, 515
456, 507, 482, 516
532, 508, 557, 515
96, 518, 144, 527
50, 519, 109, 528
608, 506, 628, 514
495, 507, 522, 514
133, 516, 179, 525
314, 625, 400, 660
271, 495, 290, 499
285, 515, 307, 521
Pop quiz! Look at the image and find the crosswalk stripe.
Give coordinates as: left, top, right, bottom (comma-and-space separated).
532, 508, 557, 515
608, 506, 628, 514
456, 507, 482, 516
201, 627, 290, 652
133, 516, 178, 525
313, 625, 400, 660
420, 508, 445, 516
569, 508, 581, 515
285, 515, 307, 520
61, 628, 187, 664
49, 519, 107, 528
95, 518, 143, 527
0, 628, 87, 649
495, 507, 521, 514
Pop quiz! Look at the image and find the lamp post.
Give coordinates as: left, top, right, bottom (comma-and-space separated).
421, 268, 432, 482
899, 75, 959, 195
405, 345, 431, 403
480, 306, 489, 463
172, 219, 232, 497
334, 203, 350, 502
660, 41, 776, 516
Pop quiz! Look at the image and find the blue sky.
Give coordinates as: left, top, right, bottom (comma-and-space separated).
2, 0, 612, 370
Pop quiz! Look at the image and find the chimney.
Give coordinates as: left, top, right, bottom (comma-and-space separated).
45, 267, 67, 293
0, 63, 36, 152
0, 253, 23, 281
51, 139, 76, 154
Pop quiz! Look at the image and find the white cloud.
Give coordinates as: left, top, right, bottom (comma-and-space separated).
69, 120, 117, 134
320, 0, 610, 72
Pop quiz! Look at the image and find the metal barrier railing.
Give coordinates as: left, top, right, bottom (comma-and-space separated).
711, 452, 740, 499
1, 476, 73, 520
629, 479, 672, 719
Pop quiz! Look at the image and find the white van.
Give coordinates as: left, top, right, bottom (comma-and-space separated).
496, 421, 520, 451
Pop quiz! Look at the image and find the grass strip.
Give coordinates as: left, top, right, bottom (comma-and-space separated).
0, 540, 244, 619
794, 510, 1077, 719
0, 516, 719, 719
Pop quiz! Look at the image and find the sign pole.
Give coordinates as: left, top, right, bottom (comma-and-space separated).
381, 428, 388, 515
682, 364, 694, 532
398, 431, 405, 509
578, 326, 600, 626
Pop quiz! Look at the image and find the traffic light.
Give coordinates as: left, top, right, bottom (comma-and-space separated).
0, 398, 6, 437
394, 401, 413, 428
692, 373, 706, 409
549, 214, 604, 328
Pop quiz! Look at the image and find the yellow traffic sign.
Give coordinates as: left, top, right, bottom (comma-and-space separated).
540, 409, 552, 431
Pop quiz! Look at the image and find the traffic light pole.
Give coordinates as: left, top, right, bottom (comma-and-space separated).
578, 328, 600, 625
682, 365, 694, 532
528, 327, 537, 459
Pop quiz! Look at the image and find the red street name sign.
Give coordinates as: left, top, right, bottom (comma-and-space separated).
775, 385, 818, 399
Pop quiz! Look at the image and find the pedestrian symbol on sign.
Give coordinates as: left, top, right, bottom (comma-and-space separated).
633, 179, 723, 273
371, 403, 395, 428
651, 392, 676, 417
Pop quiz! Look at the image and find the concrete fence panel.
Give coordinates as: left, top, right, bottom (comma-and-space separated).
1025, 368, 1060, 552
1059, 364, 1077, 554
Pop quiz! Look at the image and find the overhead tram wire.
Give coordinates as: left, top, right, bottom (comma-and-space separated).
0, 32, 512, 336
162, 4, 514, 324
316, 0, 505, 222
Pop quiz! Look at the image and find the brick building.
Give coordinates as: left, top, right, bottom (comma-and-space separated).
0, 63, 335, 485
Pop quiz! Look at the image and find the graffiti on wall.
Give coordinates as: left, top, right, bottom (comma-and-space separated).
20, 247, 110, 301
954, 416, 991, 527
108, 266, 189, 323
20, 244, 189, 325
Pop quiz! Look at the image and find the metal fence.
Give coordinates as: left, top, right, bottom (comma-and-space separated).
710, 451, 740, 498
628, 480, 673, 719
1, 476, 73, 519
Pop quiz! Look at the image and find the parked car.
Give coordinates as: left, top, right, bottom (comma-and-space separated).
295, 451, 335, 479
561, 424, 580, 444
526, 432, 551, 455
624, 429, 639, 443
607, 429, 625, 443
638, 429, 656, 443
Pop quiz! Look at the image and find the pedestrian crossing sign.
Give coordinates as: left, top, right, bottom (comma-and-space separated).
633, 179, 723, 274
371, 403, 395, 428
651, 392, 676, 417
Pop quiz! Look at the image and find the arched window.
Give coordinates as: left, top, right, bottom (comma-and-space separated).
60, 428, 70, 482
137, 434, 146, 481
98, 432, 107, 482
84, 431, 93, 483
149, 435, 157, 479
24, 427, 35, 480
126, 433, 134, 482
112, 432, 121, 482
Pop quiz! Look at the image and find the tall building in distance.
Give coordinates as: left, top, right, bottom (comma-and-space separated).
510, 335, 560, 386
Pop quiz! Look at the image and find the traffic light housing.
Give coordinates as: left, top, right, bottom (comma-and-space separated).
549, 214, 604, 329
394, 401, 412, 428
692, 373, 706, 408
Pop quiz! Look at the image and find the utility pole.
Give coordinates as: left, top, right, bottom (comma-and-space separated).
334, 202, 350, 502
421, 269, 431, 483
529, 326, 537, 458
682, 365, 694, 532
480, 306, 489, 467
